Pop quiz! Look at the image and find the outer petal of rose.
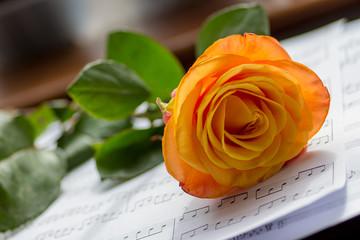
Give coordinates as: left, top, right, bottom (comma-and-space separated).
261, 60, 330, 137
163, 117, 234, 198
175, 81, 208, 172
194, 34, 291, 66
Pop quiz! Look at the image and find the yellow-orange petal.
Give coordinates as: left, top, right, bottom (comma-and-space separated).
174, 55, 250, 120
175, 81, 208, 172
163, 116, 234, 198
194, 34, 291, 66
261, 60, 330, 138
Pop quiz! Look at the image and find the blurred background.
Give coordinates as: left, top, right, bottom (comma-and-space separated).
0, 0, 360, 109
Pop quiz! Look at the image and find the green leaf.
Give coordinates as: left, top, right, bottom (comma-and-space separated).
49, 99, 77, 123
57, 133, 95, 171
107, 31, 185, 102
95, 127, 163, 179
27, 103, 58, 138
0, 149, 66, 232
67, 60, 150, 121
196, 3, 270, 57
74, 112, 132, 140
58, 113, 131, 170
0, 111, 34, 160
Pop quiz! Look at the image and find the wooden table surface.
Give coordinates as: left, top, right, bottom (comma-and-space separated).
0, 0, 359, 109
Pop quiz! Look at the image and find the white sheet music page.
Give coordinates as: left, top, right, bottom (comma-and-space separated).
2, 23, 346, 240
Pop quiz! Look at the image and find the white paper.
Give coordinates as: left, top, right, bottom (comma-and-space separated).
230, 18, 360, 240
1, 22, 348, 240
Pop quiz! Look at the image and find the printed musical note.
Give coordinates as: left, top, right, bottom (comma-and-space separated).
308, 135, 330, 147
53, 226, 76, 238
77, 214, 101, 230
215, 216, 246, 230
37, 201, 105, 226
323, 119, 330, 128
130, 196, 153, 212
254, 196, 286, 216
101, 211, 121, 223
307, 187, 325, 198
154, 193, 176, 205
117, 220, 174, 240
180, 224, 209, 240
293, 186, 325, 200
348, 170, 356, 180
294, 165, 326, 181
35, 230, 53, 240
344, 99, 360, 110
217, 192, 248, 208
135, 224, 167, 240
256, 182, 287, 199
179, 206, 210, 221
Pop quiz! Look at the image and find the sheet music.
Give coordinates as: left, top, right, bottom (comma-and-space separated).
230, 18, 360, 240
1, 22, 348, 240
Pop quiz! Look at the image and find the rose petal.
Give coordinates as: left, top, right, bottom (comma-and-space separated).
163, 117, 234, 198
174, 55, 250, 120
260, 60, 330, 137
194, 34, 291, 66
175, 81, 208, 172
193, 135, 285, 186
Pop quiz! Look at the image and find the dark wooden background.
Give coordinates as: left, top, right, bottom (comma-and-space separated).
1, 0, 359, 109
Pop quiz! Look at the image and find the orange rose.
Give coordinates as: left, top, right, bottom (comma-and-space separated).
161, 34, 330, 198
